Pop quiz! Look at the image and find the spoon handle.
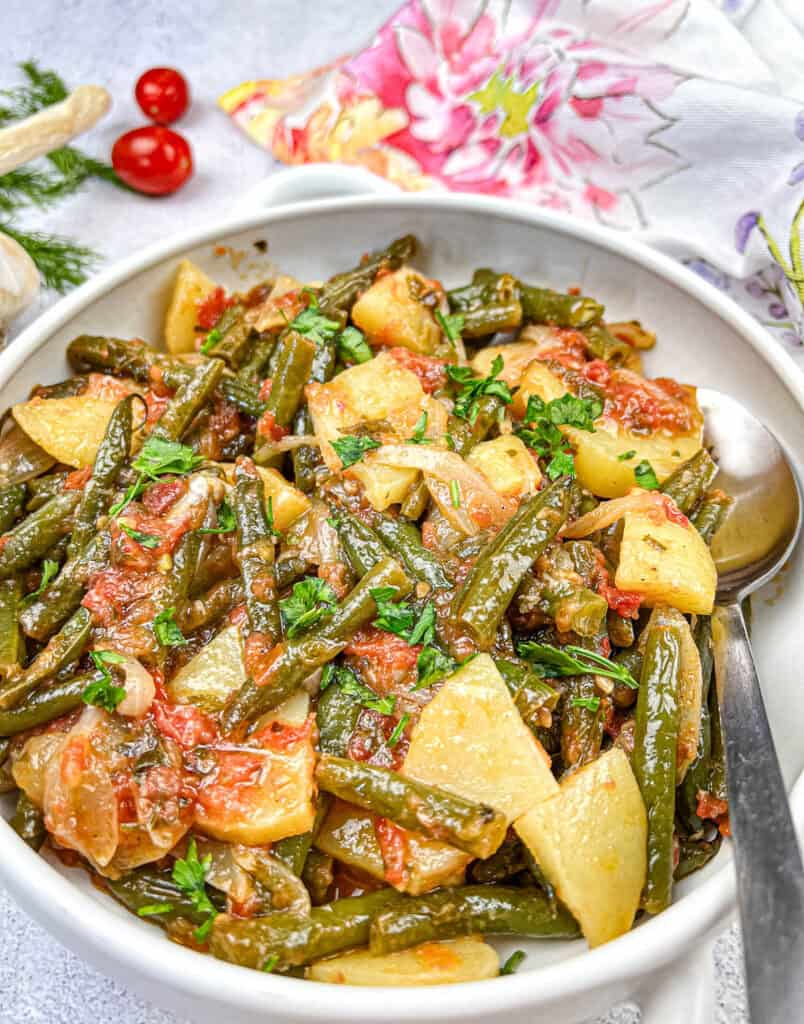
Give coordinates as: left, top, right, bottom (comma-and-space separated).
712, 601, 804, 1024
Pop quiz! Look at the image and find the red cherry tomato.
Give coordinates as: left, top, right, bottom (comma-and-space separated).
135, 67, 190, 124
112, 126, 193, 196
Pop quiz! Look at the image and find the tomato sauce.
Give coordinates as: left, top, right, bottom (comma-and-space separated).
374, 817, 410, 888
196, 287, 233, 331
386, 347, 448, 393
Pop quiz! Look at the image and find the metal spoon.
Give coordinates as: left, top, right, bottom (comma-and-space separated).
699, 388, 804, 1024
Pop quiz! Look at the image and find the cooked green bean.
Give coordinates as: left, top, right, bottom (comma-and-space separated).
0, 491, 80, 579
25, 473, 67, 512
217, 377, 268, 419
330, 509, 387, 576
316, 682, 363, 757
318, 235, 416, 315
236, 335, 276, 388
67, 335, 195, 390
315, 755, 507, 858
203, 306, 252, 367
209, 889, 400, 969
68, 395, 135, 559
660, 448, 718, 514
300, 849, 334, 906
674, 835, 722, 881
447, 270, 522, 337
454, 478, 572, 649
0, 670, 96, 736
520, 284, 603, 328
108, 865, 225, 927
10, 792, 46, 850
581, 324, 632, 365
495, 657, 560, 737
0, 483, 25, 532
180, 577, 244, 633
633, 620, 682, 914
560, 675, 605, 772
678, 616, 714, 832
0, 606, 92, 710
221, 556, 411, 731
0, 579, 23, 679
369, 885, 579, 955
399, 477, 429, 520
691, 489, 732, 544
449, 393, 506, 456
232, 458, 280, 640
151, 358, 225, 443
273, 795, 332, 877
372, 515, 451, 590
291, 407, 322, 492
260, 331, 316, 429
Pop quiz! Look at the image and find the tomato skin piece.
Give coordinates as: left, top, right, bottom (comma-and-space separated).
134, 67, 190, 124
111, 126, 193, 196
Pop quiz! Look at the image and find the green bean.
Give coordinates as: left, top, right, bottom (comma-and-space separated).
32, 376, 89, 399
372, 515, 450, 590
108, 865, 225, 927
608, 609, 635, 648
691, 489, 732, 545
317, 681, 362, 756
217, 377, 267, 419
449, 393, 505, 456
447, 270, 522, 337
370, 885, 579, 955
707, 671, 727, 803
10, 792, 46, 850
203, 306, 252, 367
0, 579, 23, 679
495, 657, 560, 738
330, 511, 387, 576
0, 670, 96, 736
68, 395, 135, 559
660, 449, 718, 514
399, 477, 429, 520
633, 620, 682, 914
0, 606, 92, 710
520, 285, 603, 328
261, 330, 316, 428
236, 336, 276, 388
221, 556, 411, 732
291, 407, 322, 492
674, 835, 722, 881
232, 458, 280, 640
560, 675, 605, 772
0, 483, 25, 532
273, 795, 332, 877
0, 491, 80, 579
67, 335, 195, 390
581, 324, 632, 365
180, 578, 244, 633
275, 555, 312, 591
318, 235, 417, 316
301, 849, 334, 906
678, 617, 714, 832
151, 358, 225, 443
316, 755, 506, 858
25, 474, 68, 512
209, 889, 400, 969
19, 530, 111, 641
454, 478, 572, 650
469, 836, 529, 884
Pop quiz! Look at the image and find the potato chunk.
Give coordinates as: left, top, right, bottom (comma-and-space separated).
164, 258, 217, 354
617, 509, 716, 614
352, 267, 440, 354
515, 748, 647, 948
467, 435, 542, 498
255, 466, 311, 529
13, 395, 121, 468
403, 653, 558, 825
168, 624, 246, 712
306, 936, 498, 986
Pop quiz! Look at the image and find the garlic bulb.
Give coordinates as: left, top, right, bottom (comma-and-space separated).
0, 232, 39, 338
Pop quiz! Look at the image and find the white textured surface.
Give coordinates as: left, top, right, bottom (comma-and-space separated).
0, 1, 748, 1021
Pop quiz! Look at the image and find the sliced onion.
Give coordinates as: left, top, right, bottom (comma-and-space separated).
0, 420, 55, 485
426, 476, 480, 536
116, 656, 155, 717
258, 434, 320, 455
562, 489, 670, 538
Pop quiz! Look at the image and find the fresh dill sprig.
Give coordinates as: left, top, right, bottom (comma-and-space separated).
0, 61, 67, 127
0, 222, 98, 292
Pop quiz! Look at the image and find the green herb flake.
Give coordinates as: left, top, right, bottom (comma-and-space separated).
435, 310, 465, 344
262, 954, 280, 973
331, 434, 381, 469
199, 499, 236, 536
200, 327, 223, 355
137, 903, 174, 917
337, 325, 372, 364
119, 522, 160, 549
406, 411, 432, 446
172, 837, 217, 940
617, 450, 637, 462
450, 479, 461, 508
501, 950, 527, 975
82, 649, 127, 712
447, 355, 512, 423
265, 495, 281, 538
279, 577, 338, 638
153, 607, 186, 648
372, 589, 436, 647
329, 665, 396, 715
414, 645, 457, 690
517, 641, 639, 689
21, 558, 59, 606
634, 459, 660, 490
289, 296, 341, 347
111, 437, 203, 517
516, 392, 602, 480
570, 696, 601, 713
387, 713, 411, 749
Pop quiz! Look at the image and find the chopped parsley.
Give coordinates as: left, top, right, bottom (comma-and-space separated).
110, 436, 203, 517
320, 664, 396, 715
634, 459, 660, 490
516, 392, 602, 480
446, 355, 512, 423
570, 696, 601, 713
450, 479, 461, 508
517, 641, 639, 689
172, 838, 217, 943
199, 499, 235, 535
262, 954, 280, 973
265, 495, 281, 538
153, 607, 186, 648
199, 326, 223, 355
137, 903, 174, 917
501, 950, 527, 975
337, 325, 372, 364
414, 645, 456, 690
279, 577, 338, 638
331, 434, 381, 469
288, 295, 340, 346
82, 650, 127, 712
435, 310, 465, 344
119, 522, 160, 548
21, 558, 59, 606
406, 411, 432, 445
387, 713, 411, 748
371, 587, 436, 647
617, 450, 637, 462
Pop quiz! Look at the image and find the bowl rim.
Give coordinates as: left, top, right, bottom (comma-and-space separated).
2, 191, 804, 1019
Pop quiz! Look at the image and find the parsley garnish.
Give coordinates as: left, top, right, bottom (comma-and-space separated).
110, 436, 203, 517
21, 558, 59, 606
119, 522, 160, 548
265, 495, 281, 538
435, 310, 464, 344
200, 326, 222, 355
153, 607, 186, 648
331, 434, 381, 469
82, 650, 127, 712
137, 903, 174, 917
414, 645, 456, 690
337, 325, 372, 364
172, 838, 217, 942
387, 713, 411, 748
501, 950, 527, 975
617, 450, 637, 462
371, 588, 436, 646
516, 392, 602, 479
450, 479, 461, 508
279, 577, 338, 638
634, 459, 660, 490
570, 696, 601, 713
517, 641, 639, 689
262, 954, 280, 973
320, 664, 396, 715
446, 355, 512, 423
288, 295, 340, 346
406, 411, 432, 445
199, 499, 235, 535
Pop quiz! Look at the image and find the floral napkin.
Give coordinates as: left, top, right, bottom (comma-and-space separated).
221, 0, 804, 347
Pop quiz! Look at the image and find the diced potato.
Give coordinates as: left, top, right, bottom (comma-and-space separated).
513, 360, 703, 498
168, 624, 246, 711
306, 936, 499, 986
195, 695, 315, 845
255, 466, 311, 529
164, 258, 217, 354
467, 435, 541, 499
515, 748, 647, 948
13, 395, 121, 468
471, 341, 543, 386
403, 653, 558, 826
315, 802, 470, 895
352, 267, 441, 354
349, 462, 418, 512
616, 508, 716, 615
248, 274, 305, 333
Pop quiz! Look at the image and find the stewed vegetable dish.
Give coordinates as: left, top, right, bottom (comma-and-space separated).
0, 236, 731, 985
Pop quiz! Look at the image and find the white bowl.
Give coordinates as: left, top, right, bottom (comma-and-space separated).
2, 186, 804, 1024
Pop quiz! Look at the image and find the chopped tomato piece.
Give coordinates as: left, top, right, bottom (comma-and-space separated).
696, 791, 728, 821
256, 409, 289, 441
257, 378, 273, 401
375, 817, 409, 888
196, 286, 233, 330
64, 466, 92, 490
386, 347, 448, 393
661, 495, 691, 528
142, 479, 188, 515
344, 627, 420, 680
600, 583, 642, 619
152, 698, 219, 749
85, 373, 138, 402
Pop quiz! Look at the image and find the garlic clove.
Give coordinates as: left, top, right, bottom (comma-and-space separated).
0, 231, 40, 336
